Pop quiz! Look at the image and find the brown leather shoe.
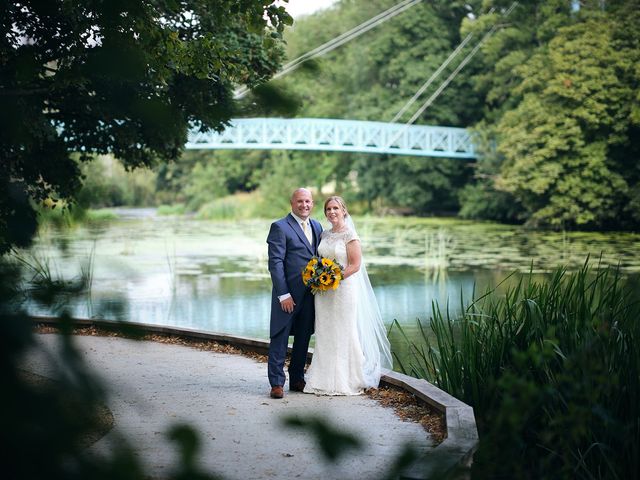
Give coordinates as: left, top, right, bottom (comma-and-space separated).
270, 386, 284, 399
290, 380, 306, 392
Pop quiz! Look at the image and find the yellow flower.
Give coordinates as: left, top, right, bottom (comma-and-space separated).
321, 258, 334, 267
301, 257, 344, 294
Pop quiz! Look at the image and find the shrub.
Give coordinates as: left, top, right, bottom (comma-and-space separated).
395, 260, 640, 479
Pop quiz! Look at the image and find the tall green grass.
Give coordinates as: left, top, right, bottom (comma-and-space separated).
196, 192, 261, 220
10, 246, 95, 313
393, 260, 640, 479
37, 203, 118, 232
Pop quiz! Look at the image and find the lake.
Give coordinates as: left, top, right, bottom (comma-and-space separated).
21, 208, 640, 367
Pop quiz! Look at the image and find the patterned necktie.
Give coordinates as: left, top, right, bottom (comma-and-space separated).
302, 220, 312, 245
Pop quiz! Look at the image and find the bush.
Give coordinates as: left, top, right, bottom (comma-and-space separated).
77, 156, 157, 208
458, 182, 524, 224
196, 192, 262, 220
395, 260, 640, 479
157, 204, 187, 216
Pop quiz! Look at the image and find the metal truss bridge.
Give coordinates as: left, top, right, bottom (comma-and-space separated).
186, 118, 476, 159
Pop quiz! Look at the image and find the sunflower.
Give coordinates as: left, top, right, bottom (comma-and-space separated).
321, 258, 334, 267
301, 256, 344, 294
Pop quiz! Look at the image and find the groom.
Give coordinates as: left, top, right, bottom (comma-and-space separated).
266, 188, 322, 399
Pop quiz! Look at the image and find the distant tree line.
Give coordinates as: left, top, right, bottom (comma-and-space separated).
3, 0, 640, 253
272, 0, 639, 229
80, 0, 639, 230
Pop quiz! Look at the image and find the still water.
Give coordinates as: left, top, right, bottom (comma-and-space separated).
23, 209, 640, 364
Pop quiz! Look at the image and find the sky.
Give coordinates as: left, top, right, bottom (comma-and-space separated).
277, 0, 338, 19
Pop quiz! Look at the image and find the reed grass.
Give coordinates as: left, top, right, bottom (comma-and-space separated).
10, 247, 95, 312
157, 204, 186, 216
85, 209, 119, 222
393, 259, 640, 479
196, 192, 262, 220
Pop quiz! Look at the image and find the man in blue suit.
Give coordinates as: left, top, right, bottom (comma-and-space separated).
266, 188, 323, 399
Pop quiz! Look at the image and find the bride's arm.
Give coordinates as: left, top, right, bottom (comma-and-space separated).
343, 240, 362, 279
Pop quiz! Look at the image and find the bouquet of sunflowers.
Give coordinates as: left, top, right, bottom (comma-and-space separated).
302, 257, 344, 294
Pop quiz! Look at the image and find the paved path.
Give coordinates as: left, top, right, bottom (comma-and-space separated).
24, 334, 433, 479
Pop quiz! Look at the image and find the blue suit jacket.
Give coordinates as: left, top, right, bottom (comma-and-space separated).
267, 213, 323, 337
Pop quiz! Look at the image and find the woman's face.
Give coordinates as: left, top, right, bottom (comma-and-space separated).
325, 199, 345, 226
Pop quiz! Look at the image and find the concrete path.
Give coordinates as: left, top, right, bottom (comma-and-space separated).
24, 334, 434, 479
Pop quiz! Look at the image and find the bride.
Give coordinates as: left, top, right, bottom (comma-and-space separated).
304, 196, 392, 395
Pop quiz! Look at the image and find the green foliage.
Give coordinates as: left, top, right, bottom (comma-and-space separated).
355, 156, 471, 214
395, 261, 640, 479
494, 15, 637, 228
8, 0, 639, 232
184, 162, 229, 211
255, 152, 310, 213
157, 204, 187, 216
236, 150, 342, 217
77, 156, 157, 208
0, 0, 291, 253
457, 123, 526, 222
177, 0, 638, 229
235, 0, 479, 214
463, 3, 640, 229
196, 192, 260, 220
458, 182, 523, 222
283, 0, 471, 122
154, 149, 270, 209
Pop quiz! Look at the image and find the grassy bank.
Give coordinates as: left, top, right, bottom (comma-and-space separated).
394, 261, 640, 479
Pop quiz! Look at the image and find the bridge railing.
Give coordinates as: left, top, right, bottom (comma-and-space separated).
186, 118, 476, 159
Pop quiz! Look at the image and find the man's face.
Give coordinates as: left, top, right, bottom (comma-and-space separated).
291, 190, 313, 220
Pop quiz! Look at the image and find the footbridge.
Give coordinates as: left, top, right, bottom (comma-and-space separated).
186, 118, 476, 159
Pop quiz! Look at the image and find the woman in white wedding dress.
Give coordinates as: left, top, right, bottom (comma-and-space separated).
304, 196, 392, 396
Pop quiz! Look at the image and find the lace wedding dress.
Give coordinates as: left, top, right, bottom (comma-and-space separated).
304, 227, 365, 395
304, 224, 392, 396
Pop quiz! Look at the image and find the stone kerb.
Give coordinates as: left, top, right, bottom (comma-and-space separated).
380, 370, 479, 479
31, 316, 478, 479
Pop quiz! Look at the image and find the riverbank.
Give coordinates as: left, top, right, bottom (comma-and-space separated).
20, 210, 640, 375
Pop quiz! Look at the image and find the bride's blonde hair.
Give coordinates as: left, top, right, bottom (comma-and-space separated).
324, 195, 349, 217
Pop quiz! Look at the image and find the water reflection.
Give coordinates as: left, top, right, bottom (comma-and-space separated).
23, 210, 640, 364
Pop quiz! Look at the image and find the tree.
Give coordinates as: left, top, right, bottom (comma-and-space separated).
268, 0, 480, 211
495, 14, 639, 228
0, 0, 292, 253
457, 1, 640, 229
355, 155, 471, 215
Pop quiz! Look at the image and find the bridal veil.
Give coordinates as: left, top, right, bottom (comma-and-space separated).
346, 216, 393, 387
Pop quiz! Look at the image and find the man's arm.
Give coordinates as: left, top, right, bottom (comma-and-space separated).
267, 222, 288, 296
267, 223, 296, 313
